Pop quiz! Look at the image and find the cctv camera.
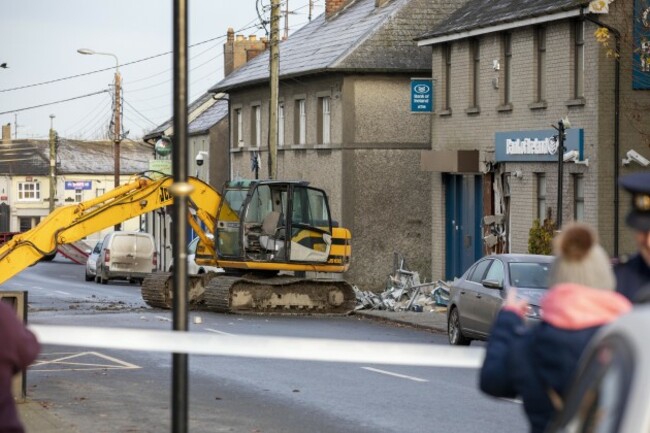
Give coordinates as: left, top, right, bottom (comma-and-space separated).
623, 149, 650, 167
563, 150, 579, 162
195, 152, 205, 166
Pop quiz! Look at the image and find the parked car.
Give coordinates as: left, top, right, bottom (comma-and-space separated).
168, 235, 223, 275
84, 240, 103, 281
547, 306, 650, 433
447, 254, 553, 345
96, 231, 157, 285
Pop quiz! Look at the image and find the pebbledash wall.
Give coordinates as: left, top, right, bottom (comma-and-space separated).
228, 74, 432, 290
422, 1, 650, 280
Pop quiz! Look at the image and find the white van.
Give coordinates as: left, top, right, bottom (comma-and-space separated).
96, 231, 157, 284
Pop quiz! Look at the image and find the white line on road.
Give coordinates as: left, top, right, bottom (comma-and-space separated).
205, 328, 234, 336
155, 316, 171, 322
361, 366, 429, 382
499, 397, 523, 404
54, 290, 70, 295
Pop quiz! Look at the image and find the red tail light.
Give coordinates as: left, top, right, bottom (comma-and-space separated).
104, 249, 110, 263
153, 251, 158, 268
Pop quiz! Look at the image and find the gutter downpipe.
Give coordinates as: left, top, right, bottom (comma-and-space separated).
582, 10, 621, 257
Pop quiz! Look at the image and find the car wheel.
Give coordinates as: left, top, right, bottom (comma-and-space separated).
85, 272, 93, 282
448, 307, 471, 346
100, 270, 108, 285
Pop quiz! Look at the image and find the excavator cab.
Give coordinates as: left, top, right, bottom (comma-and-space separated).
214, 180, 333, 265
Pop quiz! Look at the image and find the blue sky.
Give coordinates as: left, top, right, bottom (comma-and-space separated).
0, 0, 323, 140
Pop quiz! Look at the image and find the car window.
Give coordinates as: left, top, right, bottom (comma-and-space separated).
468, 260, 492, 283
548, 336, 633, 433
93, 242, 102, 254
484, 260, 504, 285
508, 262, 550, 289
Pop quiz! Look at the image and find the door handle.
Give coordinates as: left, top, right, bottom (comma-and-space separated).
476, 294, 482, 299
460, 290, 466, 295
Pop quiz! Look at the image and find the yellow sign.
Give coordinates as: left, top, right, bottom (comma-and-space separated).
149, 159, 172, 175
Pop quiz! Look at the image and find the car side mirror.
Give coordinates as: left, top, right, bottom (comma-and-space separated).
482, 279, 503, 289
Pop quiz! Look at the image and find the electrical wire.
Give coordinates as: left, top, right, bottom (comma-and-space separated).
0, 90, 107, 116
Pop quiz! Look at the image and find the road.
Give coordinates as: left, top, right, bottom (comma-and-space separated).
3, 256, 528, 433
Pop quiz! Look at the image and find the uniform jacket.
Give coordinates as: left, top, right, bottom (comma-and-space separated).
479, 283, 631, 433
615, 253, 650, 303
0, 302, 40, 433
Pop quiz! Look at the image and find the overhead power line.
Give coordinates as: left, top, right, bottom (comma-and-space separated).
0, 90, 107, 115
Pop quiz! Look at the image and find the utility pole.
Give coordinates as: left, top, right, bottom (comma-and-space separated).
283, 0, 289, 40
268, 0, 280, 179
555, 119, 567, 230
48, 114, 56, 213
14, 113, 17, 139
309, 0, 313, 21
113, 69, 122, 230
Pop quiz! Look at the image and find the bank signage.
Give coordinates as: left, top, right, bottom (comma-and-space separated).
64, 180, 92, 190
411, 79, 433, 112
495, 128, 584, 162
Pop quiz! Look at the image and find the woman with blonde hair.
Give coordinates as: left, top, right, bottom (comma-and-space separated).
480, 222, 632, 433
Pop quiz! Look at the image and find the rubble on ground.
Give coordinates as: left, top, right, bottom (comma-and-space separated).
354, 253, 450, 313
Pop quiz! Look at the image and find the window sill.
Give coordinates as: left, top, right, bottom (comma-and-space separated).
231, 146, 244, 153
290, 144, 306, 149
528, 101, 547, 110
565, 97, 586, 107
497, 103, 513, 113
438, 109, 452, 117
465, 106, 480, 115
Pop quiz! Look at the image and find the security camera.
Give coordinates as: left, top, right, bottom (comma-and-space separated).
622, 149, 650, 167
563, 150, 579, 162
196, 151, 207, 167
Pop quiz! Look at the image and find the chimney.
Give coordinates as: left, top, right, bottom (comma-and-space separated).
326, 0, 355, 18
2, 123, 11, 144
223, 30, 269, 77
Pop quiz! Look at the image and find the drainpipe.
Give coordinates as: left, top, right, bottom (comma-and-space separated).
582, 11, 621, 257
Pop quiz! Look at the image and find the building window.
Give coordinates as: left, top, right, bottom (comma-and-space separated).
251, 105, 261, 148
75, 189, 83, 202
536, 26, 546, 102
96, 188, 105, 197
278, 102, 285, 147
443, 44, 451, 111
503, 32, 512, 105
537, 174, 547, 222
574, 175, 585, 221
294, 99, 306, 145
470, 38, 480, 109
19, 217, 39, 232
234, 108, 243, 147
317, 96, 331, 144
18, 182, 40, 201
574, 20, 585, 99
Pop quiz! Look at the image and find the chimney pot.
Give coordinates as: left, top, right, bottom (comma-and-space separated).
249, 35, 257, 41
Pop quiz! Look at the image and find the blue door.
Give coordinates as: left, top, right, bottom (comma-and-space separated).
445, 174, 483, 280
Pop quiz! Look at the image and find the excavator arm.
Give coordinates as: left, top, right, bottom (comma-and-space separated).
0, 173, 221, 285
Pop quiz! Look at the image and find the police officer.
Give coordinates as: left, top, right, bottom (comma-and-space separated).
615, 171, 650, 303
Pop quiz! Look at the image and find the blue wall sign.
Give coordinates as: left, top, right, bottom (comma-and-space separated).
411, 79, 433, 112
495, 129, 584, 162
65, 180, 92, 190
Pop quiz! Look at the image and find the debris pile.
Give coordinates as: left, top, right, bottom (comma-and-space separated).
355, 253, 450, 312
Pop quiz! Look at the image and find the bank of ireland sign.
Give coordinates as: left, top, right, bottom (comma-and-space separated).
411, 79, 433, 112
495, 128, 584, 162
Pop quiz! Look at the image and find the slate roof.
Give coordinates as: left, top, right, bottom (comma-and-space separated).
210, 0, 439, 93
0, 139, 152, 176
143, 92, 215, 141
416, 0, 589, 41
188, 97, 228, 135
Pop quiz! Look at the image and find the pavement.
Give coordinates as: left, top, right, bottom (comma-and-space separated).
17, 308, 447, 433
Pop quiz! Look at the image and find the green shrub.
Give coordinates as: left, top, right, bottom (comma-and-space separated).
528, 209, 556, 255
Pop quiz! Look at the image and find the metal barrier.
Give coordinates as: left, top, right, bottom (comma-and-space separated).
0, 291, 28, 402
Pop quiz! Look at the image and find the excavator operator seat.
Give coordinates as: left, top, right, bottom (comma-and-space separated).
259, 211, 284, 252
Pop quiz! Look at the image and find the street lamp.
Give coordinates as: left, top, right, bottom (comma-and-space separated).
78, 48, 122, 230
553, 116, 571, 230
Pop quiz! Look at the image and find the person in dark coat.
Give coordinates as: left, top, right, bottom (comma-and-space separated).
614, 171, 650, 303
479, 223, 632, 433
0, 301, 40, 433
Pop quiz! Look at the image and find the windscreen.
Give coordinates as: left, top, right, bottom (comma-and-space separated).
508, 262, 550, 289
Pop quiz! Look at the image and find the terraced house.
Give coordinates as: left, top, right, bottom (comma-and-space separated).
210, 0, 464, 290
417, 0, 650, 280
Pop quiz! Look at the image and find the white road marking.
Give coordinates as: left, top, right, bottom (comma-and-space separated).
361, 366, 429, 382
31, 351, 140, 372
205, 328, 234, 336
54, 290, 71, 295
499, 397, 523, 404
155, 315, 172, 322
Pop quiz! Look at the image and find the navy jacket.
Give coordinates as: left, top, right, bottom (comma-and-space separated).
615, 253, 650, 303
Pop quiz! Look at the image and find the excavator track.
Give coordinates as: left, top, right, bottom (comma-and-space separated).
141, 272, 217, 309
203, 274, 356, 315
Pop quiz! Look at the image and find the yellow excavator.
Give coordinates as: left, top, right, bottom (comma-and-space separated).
0, 172, 355, 314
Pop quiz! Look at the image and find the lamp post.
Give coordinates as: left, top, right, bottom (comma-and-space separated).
78, 48, 122, 230
553, 117, 571, 230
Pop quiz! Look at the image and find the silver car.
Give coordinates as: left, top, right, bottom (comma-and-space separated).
84, 241, 103, 281
447, 254, 553, 345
